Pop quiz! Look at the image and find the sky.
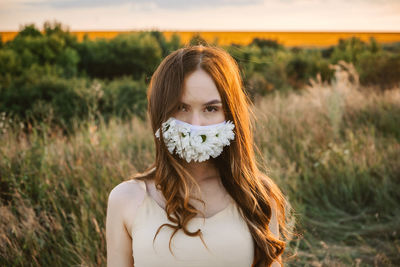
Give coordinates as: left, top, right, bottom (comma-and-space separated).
0, 0, 399, 31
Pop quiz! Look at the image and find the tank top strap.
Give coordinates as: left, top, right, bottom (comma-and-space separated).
130, 179, 163, 229
134, 179, 168, 216
135, 179, 147, 192
134, 179, 157, 211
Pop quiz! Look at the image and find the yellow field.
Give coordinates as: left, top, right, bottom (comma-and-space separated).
1, 31, 400, 47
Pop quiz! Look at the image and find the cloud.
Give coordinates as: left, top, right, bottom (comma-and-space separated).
21, 0, 264, 10
0, 0, 399, 31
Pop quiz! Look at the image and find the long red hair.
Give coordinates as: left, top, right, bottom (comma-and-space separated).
130, 44, 293, 266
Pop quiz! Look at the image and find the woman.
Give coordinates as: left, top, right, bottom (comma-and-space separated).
106, 45, 292, 267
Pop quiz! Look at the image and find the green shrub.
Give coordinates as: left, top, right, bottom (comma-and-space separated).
100, 76, 148, 120
358, 51, 400, 90
330, 37, 369, 65
0, 75, 90, 129
0, 74, 149, 132
77, 32, 162, 79
285, 50, 333, 89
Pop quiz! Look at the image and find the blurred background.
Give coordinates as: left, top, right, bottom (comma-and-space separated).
0, 0, 399, 266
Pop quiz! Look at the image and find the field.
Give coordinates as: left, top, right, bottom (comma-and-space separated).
2, 30, 400, 47
1, 63, 399, 266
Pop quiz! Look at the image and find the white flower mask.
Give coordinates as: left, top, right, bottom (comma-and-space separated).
155, 117, 235, 163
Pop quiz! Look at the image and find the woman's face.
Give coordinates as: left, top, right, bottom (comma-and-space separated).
173, 68, 225, 125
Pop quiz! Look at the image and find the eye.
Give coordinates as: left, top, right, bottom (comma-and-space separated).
177, 104, 188, 112
205, 105, 218, 112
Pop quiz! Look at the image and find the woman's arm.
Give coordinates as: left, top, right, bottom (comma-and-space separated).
269, 198, 282, 267
106, 184, 135, 267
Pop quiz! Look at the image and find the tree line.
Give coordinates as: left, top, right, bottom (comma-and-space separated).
1, 21, 399, 132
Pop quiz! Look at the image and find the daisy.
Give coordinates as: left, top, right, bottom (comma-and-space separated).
155, 117, 235, 162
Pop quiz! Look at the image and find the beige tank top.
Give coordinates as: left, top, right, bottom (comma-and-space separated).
131, 179, 255, 267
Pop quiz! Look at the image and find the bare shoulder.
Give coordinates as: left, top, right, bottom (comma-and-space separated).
108, 179, 145, 201
106, 179, 146, 266
107, 179, 146, 223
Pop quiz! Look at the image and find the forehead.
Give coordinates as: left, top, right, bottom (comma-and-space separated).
181, 68, 221, 104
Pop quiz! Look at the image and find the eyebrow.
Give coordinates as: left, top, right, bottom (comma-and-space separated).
180, 99, 222, 106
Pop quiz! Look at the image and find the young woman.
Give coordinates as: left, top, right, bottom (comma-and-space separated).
106, 45, 292, 267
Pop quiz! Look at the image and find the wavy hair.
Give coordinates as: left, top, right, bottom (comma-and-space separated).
130, 44, 293, 267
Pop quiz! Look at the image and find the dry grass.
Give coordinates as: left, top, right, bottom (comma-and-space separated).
0, 63, 399, 266
252, 62, 400, 266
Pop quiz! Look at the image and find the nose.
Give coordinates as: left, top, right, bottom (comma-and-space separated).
189, 111, 202, 126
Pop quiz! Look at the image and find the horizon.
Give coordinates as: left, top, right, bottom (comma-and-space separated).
2, 29, 400, 47
2, 29, 400, 33
1, 0, 399, 32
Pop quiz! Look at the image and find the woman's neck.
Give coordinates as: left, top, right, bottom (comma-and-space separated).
181, 160, 220, 184
180, 159, 227, 201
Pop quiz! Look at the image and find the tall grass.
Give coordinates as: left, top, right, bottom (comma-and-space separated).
1, 63, 399, 266
0, 116, 154, 266
253, 62, 400, 266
